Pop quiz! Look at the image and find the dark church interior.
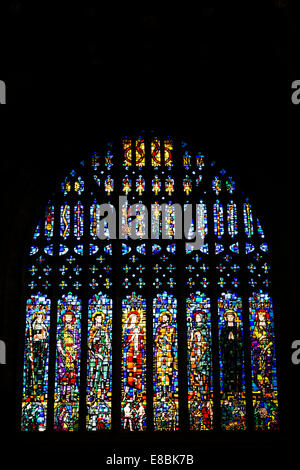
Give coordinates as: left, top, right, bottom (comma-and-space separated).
1, 2, 300, 467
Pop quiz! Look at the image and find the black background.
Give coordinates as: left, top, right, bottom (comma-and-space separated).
1, 2, 300, 467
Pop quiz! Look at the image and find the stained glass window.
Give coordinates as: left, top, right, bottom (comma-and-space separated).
74, 202, 84, 240
153, 292, 179, 431
187, 292, 213, 430
45, 203, 54, 240
87, 293, 113, 430
249, 293, 278, 430
151, 138, 161, 167
121, 294, 147, 431
136, 138, 146, 167
21, 294, 51, 431
54, 293, 82, 431
21, 133, 279, 433
218, 292, 246, 430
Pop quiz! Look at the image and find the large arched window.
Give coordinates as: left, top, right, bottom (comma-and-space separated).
20, 133, 279, 432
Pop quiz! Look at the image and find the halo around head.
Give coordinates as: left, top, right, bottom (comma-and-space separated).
158, 310, 172, 324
